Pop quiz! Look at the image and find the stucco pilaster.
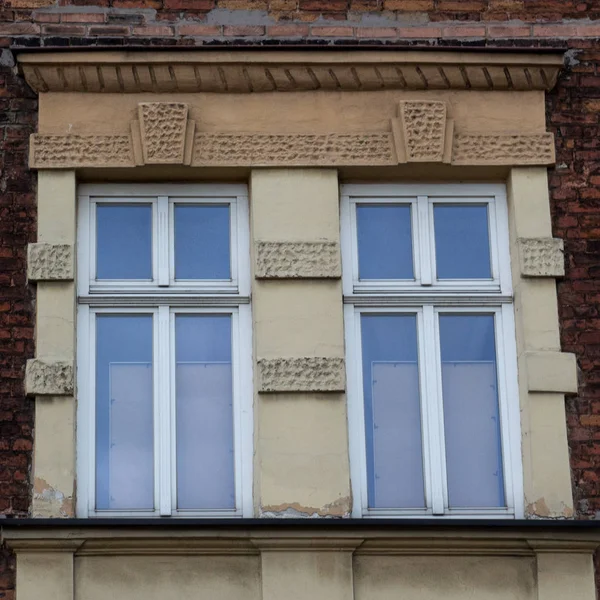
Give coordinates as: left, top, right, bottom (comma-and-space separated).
250, 169, 350, 517
30, 170, 77, 517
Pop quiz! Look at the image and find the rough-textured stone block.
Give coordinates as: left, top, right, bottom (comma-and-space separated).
399, 100, 447, 162
255, 241, 341, 279
258, 357, 345, 392
518, 237, 565, 278
27, 243, 74, 281
139, 102, 189, 164
193, 132, 395, 166
25, 359, 74, 396
525, 351, 578, 394
452, 132, 555, 165
30, 134, 135, 168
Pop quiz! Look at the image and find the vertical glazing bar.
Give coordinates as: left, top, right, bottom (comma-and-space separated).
417, 196, 433, 285
423, 305, 445, 514
157, 305, 172, 516
157, 196, 169, 287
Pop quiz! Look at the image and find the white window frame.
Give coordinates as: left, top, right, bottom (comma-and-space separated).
76, 184, 253, 518
341, 183, 523, 519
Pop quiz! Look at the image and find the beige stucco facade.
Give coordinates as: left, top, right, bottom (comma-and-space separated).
11, 48, 595, 600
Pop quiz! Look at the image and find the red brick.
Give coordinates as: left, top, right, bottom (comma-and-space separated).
356, 26, 396, 37
112, 0, 162, 6
383, 0, 433, 8
310, 25, 353, 36
164, 0, 215, 9
299, 0, 347, 11
219, 0, 268, 7
0, 22, 38, 34
266, 24, 310, 36
533, 23, 578, 37
396, 25, 441, 38
132, 25, 174, 35
177, 23, 221, 35
32, 12, 60, 23
61, 13, 106, 23
486, 24, 530, 37
88, 25, 130, 35
223, 25, 265, 35
442, 25, 485, 37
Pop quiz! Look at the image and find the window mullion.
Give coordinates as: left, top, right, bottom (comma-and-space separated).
422, 305, 446, 515
417, 196, 433, 286
157, 305, 172, 516
157, 196, 169, 287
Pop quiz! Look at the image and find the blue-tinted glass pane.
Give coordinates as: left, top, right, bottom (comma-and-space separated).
176, 314, 234, 510
175, 205, 230, 280
440, 314, 505, 508
357, 204, 414, 280
96, 204, 152, 280
95, 315, 154, 510
361, 314, 425, 509
434, 205, 491, 279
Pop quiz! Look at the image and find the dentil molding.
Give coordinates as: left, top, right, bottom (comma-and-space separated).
18, 50, 563, 94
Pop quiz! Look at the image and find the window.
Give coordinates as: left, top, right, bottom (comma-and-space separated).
341, 184, 522, 518
76, 184, 252, 517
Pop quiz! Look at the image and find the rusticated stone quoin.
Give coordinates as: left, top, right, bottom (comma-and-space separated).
139, 102, 189, 164
257, 357, 346, 393
255, 241, 341, 279
452, 133, 556, 166
27, 243, 74, 282
518, 238, 565, 278
25, 359, 74, 396
399, 101, 447, 162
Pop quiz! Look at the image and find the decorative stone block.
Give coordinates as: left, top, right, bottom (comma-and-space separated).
30, 134, 135, 169
518, 238, 565, 278
258, 357, 345, 393
193, 133, 395, 167
452, 132, 555, 165
139, 102, 189, 164
398, 101, 447, 162
27, 243, 74, 281
525, 351, 578, 394
255, 241, 341, 279
25, 359, 74, 396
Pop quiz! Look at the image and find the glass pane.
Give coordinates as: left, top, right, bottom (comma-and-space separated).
440, 314, 505, 508
175, 204, 230, 280
434, 205, 492, 279
95, 315, 154, 510
357, 204, 414, 280
361, 314, 425, 509
176, 314, 235, 510
96, 204, 152, 280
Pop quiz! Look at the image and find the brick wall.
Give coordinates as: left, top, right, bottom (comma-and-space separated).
1, 1, 600, 598
548, 39, 600, 521
1, 0, 600, 47
0, 57, 36, 600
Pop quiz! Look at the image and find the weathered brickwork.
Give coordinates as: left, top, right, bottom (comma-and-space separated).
0, 59, 36, 600
1, 0, 600, 597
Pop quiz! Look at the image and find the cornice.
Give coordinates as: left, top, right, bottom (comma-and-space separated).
17, 50, 564, 94
4, 528, 600, 557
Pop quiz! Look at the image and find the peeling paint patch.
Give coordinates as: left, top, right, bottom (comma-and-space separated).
261, 497, 351, 518
33, 477, 74, 518
526, 497, 574, 519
